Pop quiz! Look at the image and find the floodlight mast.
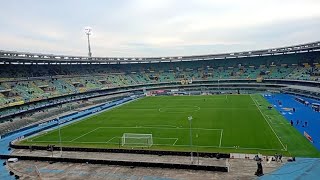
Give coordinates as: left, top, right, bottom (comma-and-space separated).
57, 117, 62, 157
188, 116, 193, 164
84, 27, 92, 57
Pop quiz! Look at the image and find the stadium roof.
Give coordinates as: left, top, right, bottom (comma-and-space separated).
0, 41, 320, 64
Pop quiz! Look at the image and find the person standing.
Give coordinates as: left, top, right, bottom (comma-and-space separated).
255, 159, 263, 176
279, 154, 283, 163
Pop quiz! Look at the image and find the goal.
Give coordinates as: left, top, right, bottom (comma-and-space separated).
121, 133, 153, 147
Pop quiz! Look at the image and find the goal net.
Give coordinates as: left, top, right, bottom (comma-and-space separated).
121, 133, 153, 147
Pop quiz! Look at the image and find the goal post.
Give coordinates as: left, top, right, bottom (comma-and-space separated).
121, 133, 153, 147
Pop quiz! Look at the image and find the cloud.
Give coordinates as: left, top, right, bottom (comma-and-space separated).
0, 0, 319, 57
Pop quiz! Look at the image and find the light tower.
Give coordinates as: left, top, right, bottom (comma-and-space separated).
84, 26, 92, 57
188, 115, 193, 163
57, 117, 62, 157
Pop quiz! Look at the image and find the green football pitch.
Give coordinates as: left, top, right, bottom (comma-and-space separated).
19, 94, 320, 157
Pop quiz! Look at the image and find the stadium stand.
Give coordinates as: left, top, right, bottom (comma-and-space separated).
0, 53, 319, 116
0, 43, 319, 143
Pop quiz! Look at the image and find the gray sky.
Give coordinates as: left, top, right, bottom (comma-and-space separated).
0, 0, 320, 57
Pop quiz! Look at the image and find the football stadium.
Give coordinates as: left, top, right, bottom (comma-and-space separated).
1, 42, 320, 179
1, 1, 320, 180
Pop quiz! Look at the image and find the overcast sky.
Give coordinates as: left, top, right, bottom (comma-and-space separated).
0, 0, 320, 57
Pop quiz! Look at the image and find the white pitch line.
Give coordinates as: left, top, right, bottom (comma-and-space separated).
99, 127, 223, 131
172, 144, 283, 151
187, 128, 223, 131
265, 114, 280, 124
219, 129, 223, 147
195, 107, 258, 110
221, 146, 283, 151
153, 143, 178, 146
70, 127, 100, 142
173, 138, 179, 146
69, 141, 112, 144
106, 136, 118, 144
250, 95, 287, 151
30, 140, 71, 143
143, 125, 178, 128
153, 137, 179, 140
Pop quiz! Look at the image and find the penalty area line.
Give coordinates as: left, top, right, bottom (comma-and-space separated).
106, 136, 119, 144
70, 127, 101, 142
173, 138, 179, 146
219, 129, 223, 148
99, 127, 223, 131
